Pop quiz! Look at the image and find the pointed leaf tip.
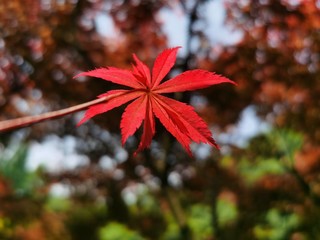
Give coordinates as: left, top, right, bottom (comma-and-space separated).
151, 47, 181, 88
73, 67, 143, 89
155, 70, 236, 93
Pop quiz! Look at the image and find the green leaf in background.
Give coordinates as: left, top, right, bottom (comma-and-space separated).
253, 208, 300, 240
238, 158, 286, 185
45, 197, 72, 213
187, 204, 213, 239
0, 217, 13, 239
270, 129, 303, 165
217, 198, 238, 226
0, 144, 42, 195
237, 128, 304, 185
99, 222, 145, 240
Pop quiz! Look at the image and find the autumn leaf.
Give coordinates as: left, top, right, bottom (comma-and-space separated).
74, 47, 236, 156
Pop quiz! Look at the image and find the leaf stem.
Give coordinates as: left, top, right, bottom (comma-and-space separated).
0, 97, 108, 132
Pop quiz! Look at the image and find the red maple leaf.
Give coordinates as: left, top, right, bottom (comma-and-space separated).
74, 47, 235, 156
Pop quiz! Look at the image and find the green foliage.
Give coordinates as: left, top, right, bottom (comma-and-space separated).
67, 203, 108, 240
237, 129, 304, 185
127, 185, 160, 215
161, 223, 180, 240
217, 198, 238, 226
160, 206, 180, 240
248, 129, 303, 160
187, 204, 213, 239
99, 222, 145, 240
0, 144, 42, 195
45, 197, 71, 213
0, 217, 13, 239
270, 129, 304, 165
238, 158, 286, 185
253, 209, 300, 240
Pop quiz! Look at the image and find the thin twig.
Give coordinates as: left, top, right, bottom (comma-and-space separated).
0, 97, 108, 132
164, 187, 191, 240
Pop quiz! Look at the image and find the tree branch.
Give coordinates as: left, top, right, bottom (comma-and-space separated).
0, 97, 108, 132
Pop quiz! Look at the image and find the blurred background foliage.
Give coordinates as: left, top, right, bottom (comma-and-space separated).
0, 0, 320, 239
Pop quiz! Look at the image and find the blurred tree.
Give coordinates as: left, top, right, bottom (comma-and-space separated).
210, 0, 320, 139
1, 0, 320, 239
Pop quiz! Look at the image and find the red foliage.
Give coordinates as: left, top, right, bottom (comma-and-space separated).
75, 47, 235, 156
